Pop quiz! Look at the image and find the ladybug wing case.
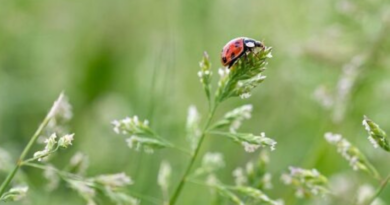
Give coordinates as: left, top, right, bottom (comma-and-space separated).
221, 38, 245, 67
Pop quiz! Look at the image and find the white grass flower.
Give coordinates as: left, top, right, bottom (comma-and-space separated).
324, 132, 342, 143
186, 106, 201, 151
198, 67, 212, 79
218, 68, 230, 78
44, 133, 58, 151
95, 173, 133, 188
58, 133, 74, 148
112, 116, 151, 135
33, 133, 58, 161
240, 93, 252, 99
198, 52, 213, 100
48, 92, 72, 121
368, 136, 379, 148
0, 186, 28, 202
242, 142, 261, 152
46, 93, 73, 135
282, 166, 329, 198
113, 116, 170, 153
33, 151, 47, 161
233, 168, 247, 186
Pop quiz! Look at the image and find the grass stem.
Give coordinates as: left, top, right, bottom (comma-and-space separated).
169, 103, 218, 205
0, 114, 51, 196
365, 173, 390, 205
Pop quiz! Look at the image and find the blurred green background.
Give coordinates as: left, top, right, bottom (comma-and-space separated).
1, 0, 390, 204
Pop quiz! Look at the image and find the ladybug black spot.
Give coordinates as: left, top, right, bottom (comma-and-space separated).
231, 53, 236, 59
222, 57, 227, 63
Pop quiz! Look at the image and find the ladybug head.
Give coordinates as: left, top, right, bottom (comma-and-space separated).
243, 38, 264, 49
254, 41, 264, 48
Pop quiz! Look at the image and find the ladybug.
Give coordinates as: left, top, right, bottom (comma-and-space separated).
221, 37, 264, 68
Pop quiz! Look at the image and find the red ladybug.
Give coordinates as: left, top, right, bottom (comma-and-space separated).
221, 37, 264, 68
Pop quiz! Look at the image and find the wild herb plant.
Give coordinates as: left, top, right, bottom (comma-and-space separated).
112, 45, 279, 204
289, 3, 390, 204
1, 36, 388, 205
322, 117, 390, 205
0, 93, 138, 204
281, 121, 390, 204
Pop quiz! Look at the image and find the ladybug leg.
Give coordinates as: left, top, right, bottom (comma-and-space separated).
228, 60, 235, 69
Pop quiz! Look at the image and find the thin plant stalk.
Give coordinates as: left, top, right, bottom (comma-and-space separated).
365, 173, 390, 205
0, 113, 52, 196
169, 102, 218, 205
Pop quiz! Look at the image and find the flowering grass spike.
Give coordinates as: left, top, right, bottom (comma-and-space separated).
362, 116, 390, 152
324, 132, 379, 178
215, 46, 272, 103
211, 104, 253, 133
112, 116, 172, 153
198, 52, 213, 102
233, 151, 273, 189
213, 132, 276, 152
281, 167, 329, 198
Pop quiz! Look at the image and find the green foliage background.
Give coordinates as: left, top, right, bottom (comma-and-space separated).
1, 0, 390, 204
